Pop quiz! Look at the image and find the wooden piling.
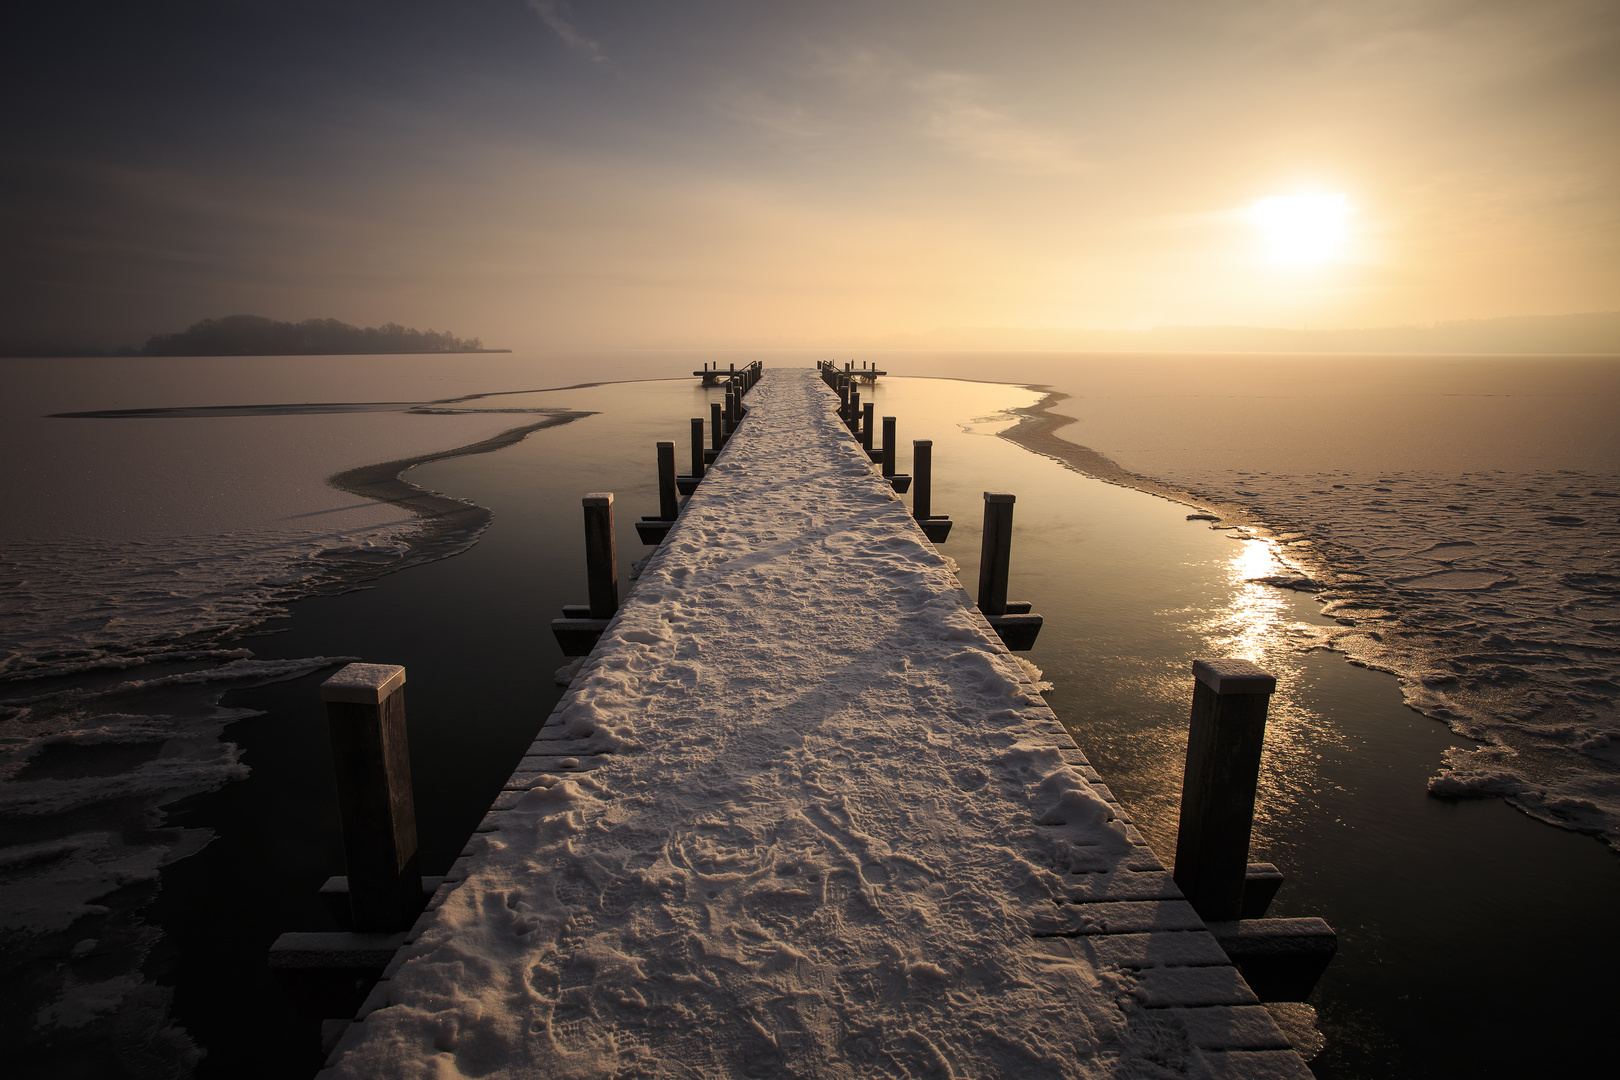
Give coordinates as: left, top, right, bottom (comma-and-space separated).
1173, 659, 1277, 922
711, 402, 724, 450
848, 385, 861, 433
583, 493, 618, 618
689, 418, 705, 479
862, 403, 875, 452
657, 441, 679, 521
977, 492, 1015, 617
912, 440, 952, 543
913, 440, 933, 520
321, 664, 419, 933
881, 417, 897, 477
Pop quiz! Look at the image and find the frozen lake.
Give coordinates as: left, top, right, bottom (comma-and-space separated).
2, 351, 1617, 1077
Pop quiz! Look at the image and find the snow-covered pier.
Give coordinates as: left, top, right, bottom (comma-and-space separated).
318, 368, 1314, 1078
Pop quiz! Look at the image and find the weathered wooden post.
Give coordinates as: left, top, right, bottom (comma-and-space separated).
711, 402, 724, 452
1173, 660, 1276, 922
657, 440, 679, 521
911, 440, 952, 542
848, 385, 861, 433
635, 443, 680, 545
913, 440, 933, 520
862, 403, 875, 453
974, 491, 1040, 647
878, 416, 912, 493
1172, 660, 1339, 1000
679, 417, 705, 495
321, 664, 419, 932
977, 492, 1014, 618
583, 494, 618, 618
552, 493, 618, 654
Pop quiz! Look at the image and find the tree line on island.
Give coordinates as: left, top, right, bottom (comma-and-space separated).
135, 314, 499, 356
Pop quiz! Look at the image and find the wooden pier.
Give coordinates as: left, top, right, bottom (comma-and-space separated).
310, 368, 1322, 1078
696, 360, 885, 385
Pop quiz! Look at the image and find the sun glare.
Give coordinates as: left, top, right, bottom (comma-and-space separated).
1247, 193, 1348, 265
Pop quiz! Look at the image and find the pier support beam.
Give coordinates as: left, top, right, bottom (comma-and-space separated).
862, 403, 875, 453
658, 441, 679, 520
552, 493, 618, 655
879, 416, 911, 493
1172, 659, 1275, 922
585, 494, 619, 618
977, 492, 1013, 617
678, 418, 705, 495
912, 440, 952, 543
977, 492, 1041, 649
636, 443, 680, 545
321, 664, 420, 933
1172, 659, 1337, 1000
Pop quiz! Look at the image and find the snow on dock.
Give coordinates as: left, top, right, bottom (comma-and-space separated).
320, 368, 1311, 1078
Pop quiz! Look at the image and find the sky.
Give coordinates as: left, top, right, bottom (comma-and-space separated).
2, 0, 1617, 350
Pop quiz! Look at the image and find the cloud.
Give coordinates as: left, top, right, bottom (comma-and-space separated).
782, 47, 1091, 174
709, 86, 821, 141
912, 72, 1090, 175
526, 0, 613, 67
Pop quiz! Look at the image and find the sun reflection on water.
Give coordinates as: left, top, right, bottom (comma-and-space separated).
1190, 533, 1335, 855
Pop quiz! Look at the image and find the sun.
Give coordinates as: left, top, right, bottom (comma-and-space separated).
1247, 193, 1349, 265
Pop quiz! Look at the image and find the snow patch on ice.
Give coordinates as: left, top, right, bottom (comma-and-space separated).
1157, 466, 1620, 849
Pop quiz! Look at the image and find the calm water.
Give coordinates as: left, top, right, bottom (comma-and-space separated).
5, 354, 1617, 1077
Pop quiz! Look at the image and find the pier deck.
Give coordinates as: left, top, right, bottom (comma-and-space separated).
320, 369, 1310, 1078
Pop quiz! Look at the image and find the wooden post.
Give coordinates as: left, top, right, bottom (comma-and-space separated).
862, 403, 875, 452
657, 441, 678, 520
711, 402, 724, 450
881, 416, 897, 477
1173, 659, 1278, 922
848, 386, 861, 433
583, 493, 617, 618
913, 440, 933, 520
978, 492, 1014, 617
689, 418, 705, 479
321, 664, 419, 933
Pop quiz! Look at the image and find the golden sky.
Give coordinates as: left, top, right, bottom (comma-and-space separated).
3, 1, 1616, 348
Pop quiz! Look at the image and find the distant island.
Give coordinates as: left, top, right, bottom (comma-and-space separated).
136, 314, 508, 356
0, 315, 508, 358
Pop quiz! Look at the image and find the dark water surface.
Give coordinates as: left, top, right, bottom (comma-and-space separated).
149, 371, 1619, 1077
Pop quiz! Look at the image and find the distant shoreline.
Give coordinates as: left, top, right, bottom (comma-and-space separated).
180, 348, 516, 356
0, 348, 514, 359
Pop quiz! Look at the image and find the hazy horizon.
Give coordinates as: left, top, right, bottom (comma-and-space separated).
4, 1, 1617, 350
